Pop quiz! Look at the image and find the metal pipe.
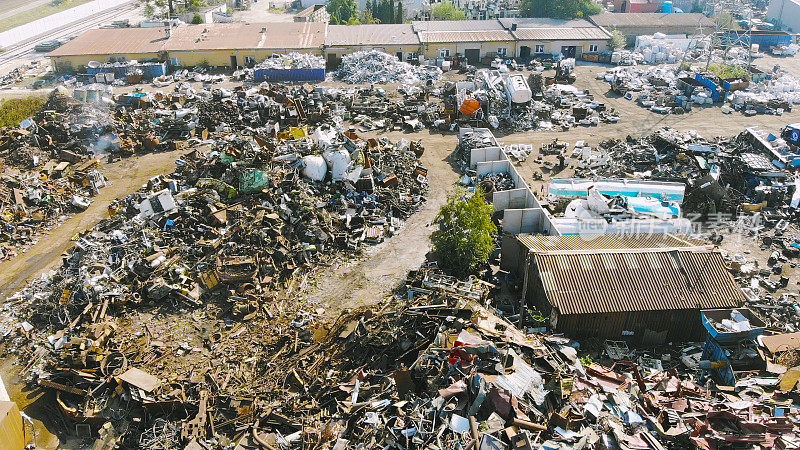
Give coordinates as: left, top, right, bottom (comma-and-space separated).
251, 419, 278, 450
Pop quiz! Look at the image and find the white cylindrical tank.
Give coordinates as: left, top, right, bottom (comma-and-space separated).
505, 74, 532, 104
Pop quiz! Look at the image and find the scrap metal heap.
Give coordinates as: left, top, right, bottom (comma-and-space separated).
550, 127, 798, 221
449, 67, 620, 132
602, 64, 799, 116
0, 91, 113, 260
1, 122, 428, 447
8, 264, 800, 447
336, 51, 443, 85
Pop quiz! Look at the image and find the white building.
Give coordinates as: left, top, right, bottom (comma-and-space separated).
768, 0, 800, 32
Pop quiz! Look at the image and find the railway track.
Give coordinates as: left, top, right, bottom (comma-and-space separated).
0, 2, 138, 65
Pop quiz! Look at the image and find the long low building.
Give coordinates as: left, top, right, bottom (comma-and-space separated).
589, 12, 716, 46
48, 27, 169, 73
47, 18, 613, 72
414, 20, 516, 64
501, 18, 612, 59
165, 22, 326, 67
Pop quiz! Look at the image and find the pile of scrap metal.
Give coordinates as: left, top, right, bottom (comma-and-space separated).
0, 122, 428, 446
11, 264, 800, 448
448, 69, 619, 132
336, 50, 443, 84
0, 92, 112, 261
603, 63, 799, 116
552, 127, 798, 220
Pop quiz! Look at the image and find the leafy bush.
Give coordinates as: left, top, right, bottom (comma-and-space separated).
431, 187, 497, 277
0, 96, 46, 128
709, 65, 750, 81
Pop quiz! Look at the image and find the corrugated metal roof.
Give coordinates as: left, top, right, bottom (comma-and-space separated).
518, 233, 708, 254
166, 22, 326, 51
418, 30, 514, 43
589, 12, 715, 29
535, 250, 744, 315
512, 27, 610, 41
412, 20, 505, 32
48, 27, 168, 57
326, 24, 420, 46
499, 17, 597, 29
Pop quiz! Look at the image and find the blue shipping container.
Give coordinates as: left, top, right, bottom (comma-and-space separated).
724, 31, 792, 48
140, 62, 168, 79
254, 68, 325, 82
694, 73, 723, 102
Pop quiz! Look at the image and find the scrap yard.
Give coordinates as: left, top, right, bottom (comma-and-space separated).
0, 3, 800, 450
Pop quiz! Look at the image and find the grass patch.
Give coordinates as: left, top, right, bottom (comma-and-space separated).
0, 0, 95, 33
0, 96, 47, 128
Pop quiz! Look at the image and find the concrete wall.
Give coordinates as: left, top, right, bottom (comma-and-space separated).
515, 39, 609, 57
502, 208, 552, 235
168, 48, 322, 67
768, 0, 800, 32
51, 53, 162, 73
421, 40, 517, 59
470, 146, 505, 168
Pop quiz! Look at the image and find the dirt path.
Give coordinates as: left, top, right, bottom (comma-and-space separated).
303, 130, 460, 316
0, 149, 187, 300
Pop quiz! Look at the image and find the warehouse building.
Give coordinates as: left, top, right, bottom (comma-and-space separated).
47, 27, 169, 73
48, 19, 614, 72
325, 24, 421, 68
165, 22, 326, 67
500, 18, 611, 59
768, 0, 800, 33
413, 20, 516, 64
502, 234, 744, 343
589, 12, 716, 46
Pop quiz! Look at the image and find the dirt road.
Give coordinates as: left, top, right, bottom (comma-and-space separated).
302, 130, 460, 315
0, 150, 186, 300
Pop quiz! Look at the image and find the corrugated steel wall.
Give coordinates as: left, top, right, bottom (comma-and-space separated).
253, 68, 325, 82
556, 309, 703, 342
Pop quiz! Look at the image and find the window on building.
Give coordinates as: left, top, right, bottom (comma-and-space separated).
497, 47, 507, 56
535, 44, 545, 53
440, 48, 451, 58
589, 44, 599, 52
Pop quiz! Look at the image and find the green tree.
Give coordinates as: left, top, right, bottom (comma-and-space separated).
609, 28, 625, 49
396, 1, 403, 22
520, 0, 600, 19
431, 188, 497, 277
327, 0, 358, 23
431, 2, 466, 20
359, 7, 380, 23
191, 13, 203, 23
